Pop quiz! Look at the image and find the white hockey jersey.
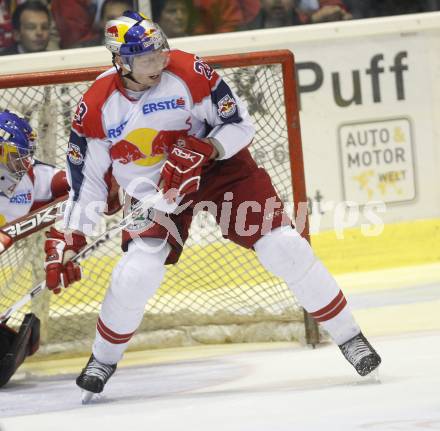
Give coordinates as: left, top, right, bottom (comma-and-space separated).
64, 49, 255, 234
0, 161, 66, 227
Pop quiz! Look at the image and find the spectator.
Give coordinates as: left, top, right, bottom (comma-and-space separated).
0, 0, 15, 54
237, 0, 262, 30
192, 0, 243, 34
151, 0, 197, 37
0, 0, 50, 55
309, 1, 352, 23
51, 0, 99, 49
96, 0, 134, 44
296, 1, 352, 23
256, 0, 304, 28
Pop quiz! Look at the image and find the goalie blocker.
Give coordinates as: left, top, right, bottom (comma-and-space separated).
0, 313, 40, 387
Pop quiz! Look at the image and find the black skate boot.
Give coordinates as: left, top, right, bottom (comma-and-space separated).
339, 332, 381, 377
76, 354, 117, 403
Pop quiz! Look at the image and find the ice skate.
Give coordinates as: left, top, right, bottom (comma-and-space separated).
339, 332, 381, 377
76, 354, 117, 404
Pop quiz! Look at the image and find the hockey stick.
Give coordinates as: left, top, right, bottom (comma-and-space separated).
0, 192, 166, 323
0, 230, 12, 254
0, 195, 68, 255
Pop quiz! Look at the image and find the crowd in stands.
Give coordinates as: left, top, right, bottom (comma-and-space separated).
0, 0, 439, 55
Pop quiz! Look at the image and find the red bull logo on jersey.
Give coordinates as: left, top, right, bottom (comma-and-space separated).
67, 143, 84, 165
110, 139, 147, 165
217, 94, 237, 119
110, 128, 192, 167
142, 97, 186, 116
110, 128, 170, 167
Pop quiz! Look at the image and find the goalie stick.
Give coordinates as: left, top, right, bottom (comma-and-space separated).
0, 191, 169, 323
0, 195, 68, 255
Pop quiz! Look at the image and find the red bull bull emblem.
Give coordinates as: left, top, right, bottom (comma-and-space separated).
151, 129, 189, 156
67, 143, 84, 165
217, 94, 237, 119
110, 139, 147, 164
106, 25, 119, 38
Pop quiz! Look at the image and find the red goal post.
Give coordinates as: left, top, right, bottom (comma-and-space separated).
0, 50, 319, 357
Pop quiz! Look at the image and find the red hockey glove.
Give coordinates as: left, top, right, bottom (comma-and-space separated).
160, 135, 215, 197
44, 227, 87, 294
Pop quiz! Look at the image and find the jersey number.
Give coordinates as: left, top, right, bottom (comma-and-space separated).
74, 101, 88, 126
194, 56, 214, 80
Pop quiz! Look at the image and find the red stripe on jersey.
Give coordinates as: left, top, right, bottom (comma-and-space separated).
310, 290, 347, 322
97, 318, 135, 344
166, 50, 220, 105
72, 69, 119, 139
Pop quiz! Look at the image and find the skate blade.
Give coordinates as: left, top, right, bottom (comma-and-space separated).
81, 390, 95, 404
367, 367, 381, 383
354, 367, 381, 385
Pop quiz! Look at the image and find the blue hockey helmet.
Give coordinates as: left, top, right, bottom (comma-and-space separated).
0, 111, 36, 197
0, 111, 36, 156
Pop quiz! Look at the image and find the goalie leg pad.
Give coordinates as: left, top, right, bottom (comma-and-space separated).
0, 313, 40, 387
0, 323, 17, 358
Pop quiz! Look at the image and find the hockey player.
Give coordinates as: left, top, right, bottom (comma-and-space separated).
0, 110, 68, 227
0, 110, 67, 387
0, 110, 121, 387
43, 11, 381, 402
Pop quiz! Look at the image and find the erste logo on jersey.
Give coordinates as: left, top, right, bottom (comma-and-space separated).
67, 142, 84, 165
74, 100, 88, 126
10, 190, 32, 204
108, 120, 128, 138
142, 97, 186, 115
194, 56, 214, 80
217, 94, 237, 118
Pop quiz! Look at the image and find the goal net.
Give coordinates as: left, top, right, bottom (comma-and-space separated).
0, 50, 319, 358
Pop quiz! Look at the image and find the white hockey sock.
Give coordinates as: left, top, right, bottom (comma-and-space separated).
254, 227, 360, 345
93, 238, 170, 364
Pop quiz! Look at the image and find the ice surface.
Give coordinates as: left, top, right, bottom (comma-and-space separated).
2, 263, 439, 430
1, 331, 439, 431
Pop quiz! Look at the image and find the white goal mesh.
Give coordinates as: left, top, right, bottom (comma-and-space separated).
0, 51, 318, 357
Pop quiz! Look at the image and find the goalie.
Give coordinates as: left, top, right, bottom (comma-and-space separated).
0, 111, 68, 387
0, 111, 122, 387
43, 11, 381, 403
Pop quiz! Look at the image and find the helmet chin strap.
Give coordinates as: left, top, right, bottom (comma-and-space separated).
122, 71, 143, 85
112, 56, 143, 85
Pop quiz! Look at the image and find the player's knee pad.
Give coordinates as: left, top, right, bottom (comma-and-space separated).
254, 226, 317, 285
110, 238, 170, 310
